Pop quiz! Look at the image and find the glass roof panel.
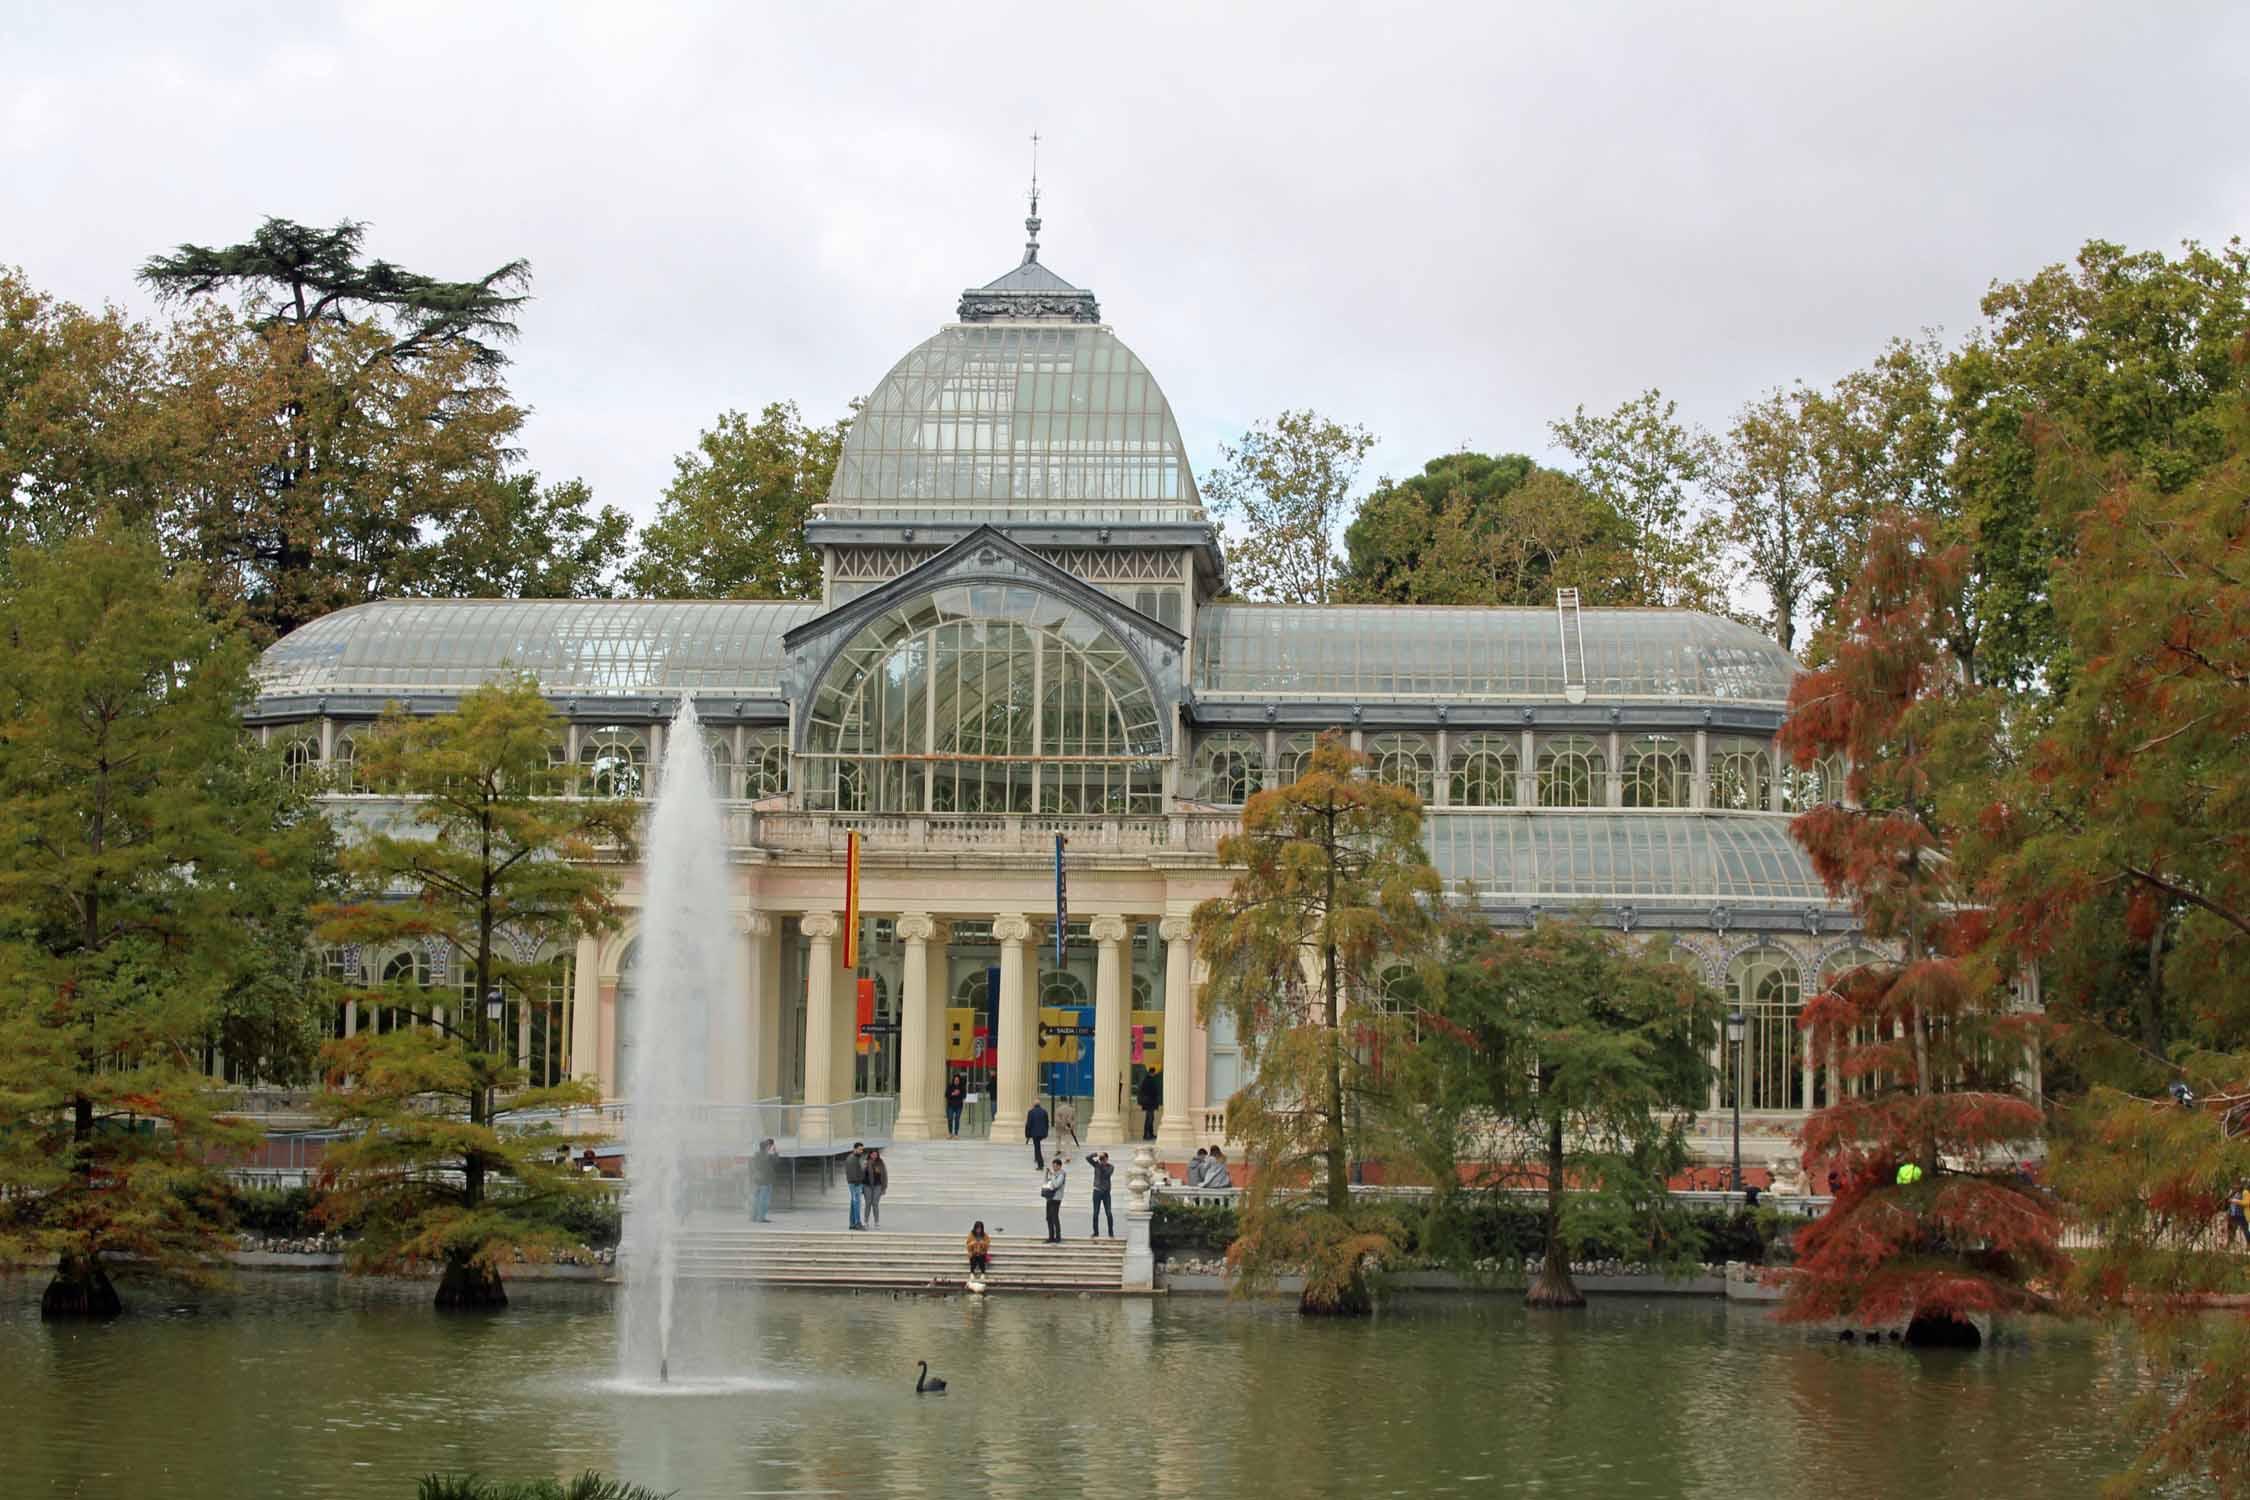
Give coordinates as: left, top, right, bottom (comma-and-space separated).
818, 325, 1205, 525
255, 599, 822, 697
1194, 605, 1795, 702
1426, 813, 1826, 903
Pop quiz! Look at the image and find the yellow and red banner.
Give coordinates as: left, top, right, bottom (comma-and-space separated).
842, 830, 862, 970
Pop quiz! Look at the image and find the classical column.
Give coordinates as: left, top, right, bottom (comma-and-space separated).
746, 914, 782, 1100
989, 913, 1033, 1137
923, 922, 951, 1135
1158, 915, 1198, 1149
714, 913, 767, 1106
893, 914, 937, 1140
1089, 915, 1130, 1141
801, 913, 839, 1142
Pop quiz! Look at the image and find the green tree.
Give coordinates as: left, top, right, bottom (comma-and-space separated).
1340, 452, 1638, 605
625, 402, 844, 599
0, 526, 332, 1318
1719, 386, 1829, 654
0, 269, 170, 565
1411, 920, 1717, 1307
1191, 734, 1440, 1313
1203, 409, 1375, 604
314, 676, 629, 1308
418, 474, 632, 600
1550, 390, 1732, 613
138, 219, 624, 633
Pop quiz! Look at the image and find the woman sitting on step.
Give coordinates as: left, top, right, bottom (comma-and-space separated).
966, 1222, 992, 1280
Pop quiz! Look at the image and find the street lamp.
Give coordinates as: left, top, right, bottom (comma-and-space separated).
1726, 1010, 1747, 1196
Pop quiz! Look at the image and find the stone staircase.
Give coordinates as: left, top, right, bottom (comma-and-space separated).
672, 1230, 1125, 1292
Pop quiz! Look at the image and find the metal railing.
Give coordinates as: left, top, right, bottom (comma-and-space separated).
752, 810, 1236, 855
1149, 1180, 1834, 1218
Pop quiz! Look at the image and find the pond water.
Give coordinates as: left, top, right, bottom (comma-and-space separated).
2, 1274, 2164, 1498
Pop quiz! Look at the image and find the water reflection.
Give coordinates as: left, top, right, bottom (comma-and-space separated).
0, 1275, 2146, 1499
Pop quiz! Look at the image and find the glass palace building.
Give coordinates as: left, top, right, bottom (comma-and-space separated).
248, 218, 1882, 1164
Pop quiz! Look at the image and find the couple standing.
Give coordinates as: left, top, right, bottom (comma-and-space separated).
843, 1141, 889, 1229
1038, 1151, 1116, 1242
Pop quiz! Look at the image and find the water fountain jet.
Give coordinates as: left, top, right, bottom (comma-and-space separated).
616, 697, 752, 1385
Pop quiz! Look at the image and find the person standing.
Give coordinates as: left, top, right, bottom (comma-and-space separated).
1137, 1068, 1162, 1142
1042, 1156, 1068, 1243
843, 1141, 868, 1230
750, 1138, 778, 1223
1055, 1097, 1080, 1149
864, 1148, 889, 1229
944, 1074, 968, 1138
1025, 1100, 1050, 1169
1090, 1151, 1115, 1238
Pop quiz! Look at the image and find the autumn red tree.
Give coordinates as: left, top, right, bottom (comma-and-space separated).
1774, 514, 2062, 1343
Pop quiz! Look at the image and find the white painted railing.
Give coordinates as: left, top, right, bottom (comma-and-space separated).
753, 811, 1236, 855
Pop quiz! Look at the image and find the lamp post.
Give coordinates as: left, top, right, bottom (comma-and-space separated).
1726, 1009, 1746, 1196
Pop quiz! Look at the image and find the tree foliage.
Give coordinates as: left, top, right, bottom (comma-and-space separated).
1775, 515, 2060, 1336
314, 676, 629, 1308
625, 402, 844, 600
1339, 452, 1639, 605
1191, 734, 1439, 1312
1407, 919, 1717, 1306
0, 527, 332, 1317
1204, 409, 1375, 604
1549, 390, 1733, 613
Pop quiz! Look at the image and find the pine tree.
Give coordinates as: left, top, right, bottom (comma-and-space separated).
1775, 515, 2061, 1343
314, 677, 630, 1308
0, 526, 331, 1317
1191, 734, 1439, 1314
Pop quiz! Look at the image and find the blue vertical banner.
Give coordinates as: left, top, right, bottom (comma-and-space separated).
1054, 833, 1068, 969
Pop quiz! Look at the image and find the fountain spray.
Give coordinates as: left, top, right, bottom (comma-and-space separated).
617, 697, 752, 1385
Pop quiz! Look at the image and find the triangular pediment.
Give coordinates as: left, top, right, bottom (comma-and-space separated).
778, 527, 1187, 733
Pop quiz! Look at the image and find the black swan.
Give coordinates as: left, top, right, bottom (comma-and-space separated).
915, 1360, 947, 1394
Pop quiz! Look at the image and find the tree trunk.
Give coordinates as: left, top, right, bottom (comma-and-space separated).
434, 1252, 507, 1310
1526, 1113, 1584, 1308
43, 1251, 122, 1321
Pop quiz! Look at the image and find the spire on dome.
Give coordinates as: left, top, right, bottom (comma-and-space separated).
1024, 131, 1042, 264
958, 137, 1100, 324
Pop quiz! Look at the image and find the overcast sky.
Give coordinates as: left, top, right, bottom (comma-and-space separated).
7, 1, 2247, 531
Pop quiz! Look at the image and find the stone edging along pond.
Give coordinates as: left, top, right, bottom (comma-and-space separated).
1156, 1258, 1782, 1300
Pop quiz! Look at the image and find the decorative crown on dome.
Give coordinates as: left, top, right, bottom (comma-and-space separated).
957, 156, 1100, 324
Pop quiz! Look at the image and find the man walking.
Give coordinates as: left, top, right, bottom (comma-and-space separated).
944, 1073, 967, 1138
1090, 1151, 1115, 1238
1137, 1068, 1162, 1141
843, 1141, 868, 1230
1042, 1154, 1068, 1243
750, 1138, 778, 1223
1025, 1099, 1050, 1169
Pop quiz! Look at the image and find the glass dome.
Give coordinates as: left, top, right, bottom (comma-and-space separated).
821, 324, 1203, 524
1193, 605, 1796, 702
798, 582, 1165, 815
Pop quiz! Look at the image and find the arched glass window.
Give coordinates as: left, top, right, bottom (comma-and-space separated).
1723, 946, 1804, 1111
1448, 733, 1518, 808
579, 726, 647, 799
1192, 732, 1264, 805
323, 947, 363, 1038
279, 733, 320, 785
746, 729, 789, 799
1537, 735, 1607, 808
1368, 733, 1434, 802
801, 584, 1164, 815
377, 949, 433, 1035
1623, 735, 1690, 809
702, 729, 737, 800
1373, 963, 1426, 1041
1276, 732, 1319, 787
1710, 739, 1773, 811
330, 733, 358, 794
1782, 754, 1845, 811
1820, 943, 1888, 1100
1039, 971, 1089, 1006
